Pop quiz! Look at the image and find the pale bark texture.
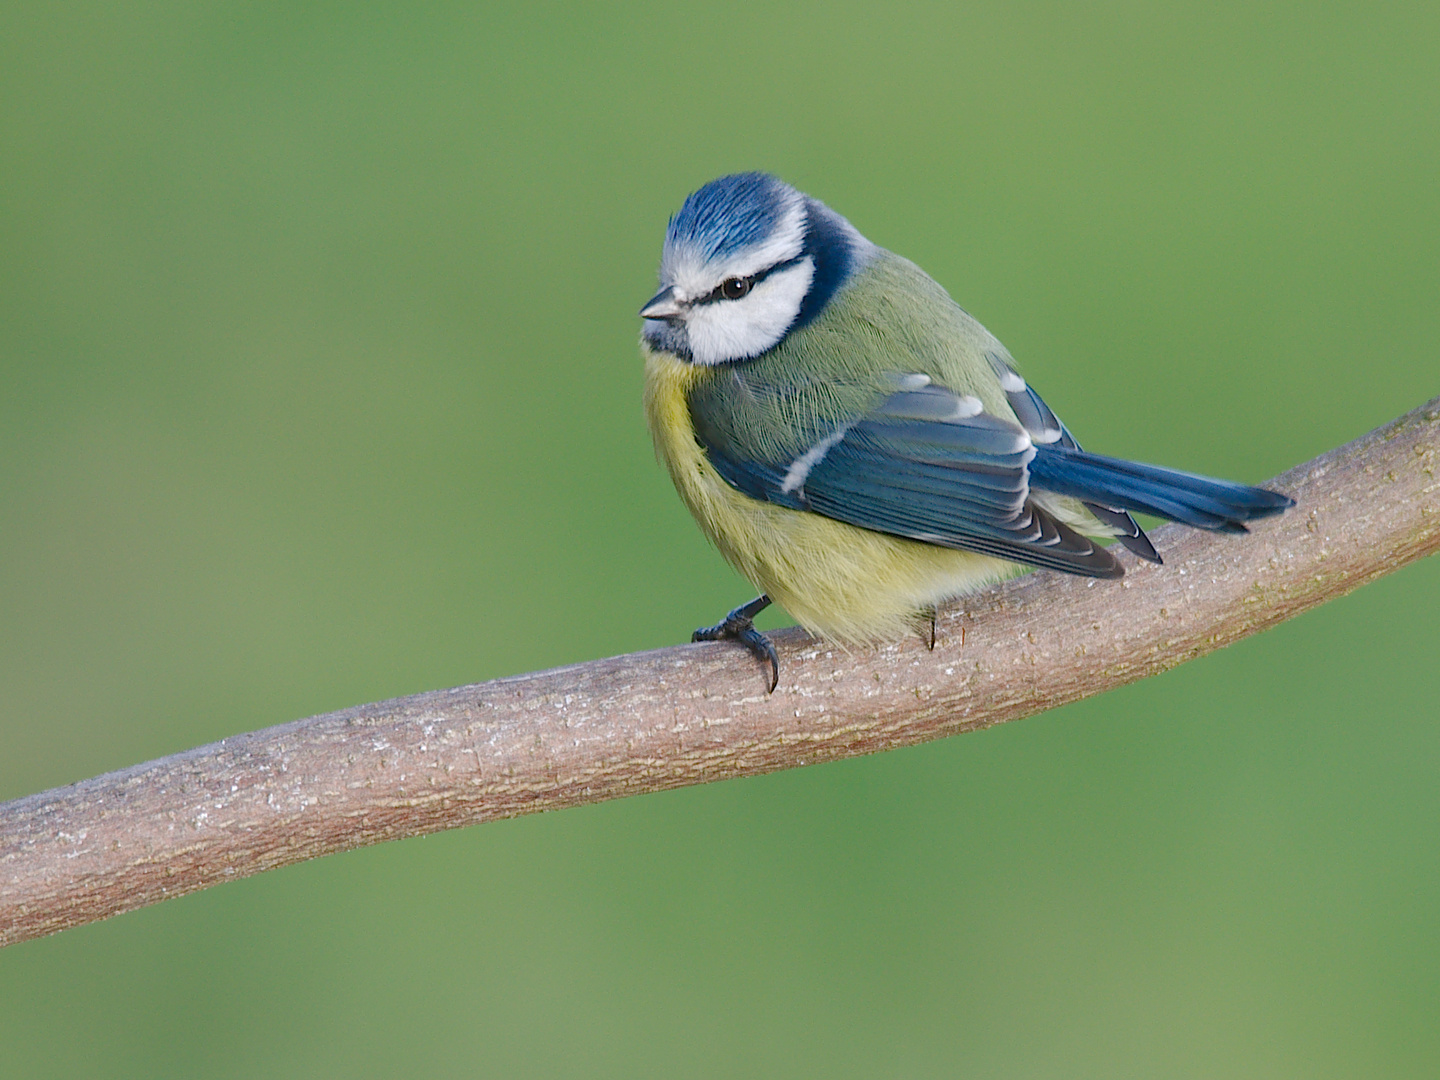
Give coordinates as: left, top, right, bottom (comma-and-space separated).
2, 397, 1437, 948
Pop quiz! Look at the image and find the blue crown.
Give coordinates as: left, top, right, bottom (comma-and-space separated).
666, 173, 792, 262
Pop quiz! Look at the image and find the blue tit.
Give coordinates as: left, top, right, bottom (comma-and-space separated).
640, 173, 1293, 691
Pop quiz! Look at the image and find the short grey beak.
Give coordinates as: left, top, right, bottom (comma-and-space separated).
639, 285, 686, 320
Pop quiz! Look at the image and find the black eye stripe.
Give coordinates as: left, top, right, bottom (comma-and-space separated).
696, 254, 807, 305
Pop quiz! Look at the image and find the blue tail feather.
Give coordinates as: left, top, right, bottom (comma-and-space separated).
1029, 446, 1294, 533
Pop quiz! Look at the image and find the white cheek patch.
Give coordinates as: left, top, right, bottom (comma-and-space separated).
685, 258, 816, 365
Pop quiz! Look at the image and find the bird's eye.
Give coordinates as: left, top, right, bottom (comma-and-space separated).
720, 277, 752, 300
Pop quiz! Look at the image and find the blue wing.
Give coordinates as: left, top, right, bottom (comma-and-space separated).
696, 380, 1127, 578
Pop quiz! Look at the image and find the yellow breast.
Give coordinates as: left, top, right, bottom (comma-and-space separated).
642, 344, 1023, 645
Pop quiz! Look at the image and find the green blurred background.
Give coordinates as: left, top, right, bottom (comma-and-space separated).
2, 1, 1437, 1076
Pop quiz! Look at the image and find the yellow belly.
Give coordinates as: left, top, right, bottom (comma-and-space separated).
643, 346, 1024, 645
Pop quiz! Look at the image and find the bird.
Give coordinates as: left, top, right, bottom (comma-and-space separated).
639, 173, 1293, 691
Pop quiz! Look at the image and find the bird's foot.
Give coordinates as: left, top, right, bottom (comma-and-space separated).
692, 595, 779, 693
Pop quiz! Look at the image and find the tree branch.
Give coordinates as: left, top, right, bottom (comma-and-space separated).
3, 398, 1437, 948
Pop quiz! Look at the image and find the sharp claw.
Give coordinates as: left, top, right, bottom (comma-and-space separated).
740, 626, 779, 694
691, 596, 779, 693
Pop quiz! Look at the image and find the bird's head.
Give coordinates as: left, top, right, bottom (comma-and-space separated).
640, 173, 870, 365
